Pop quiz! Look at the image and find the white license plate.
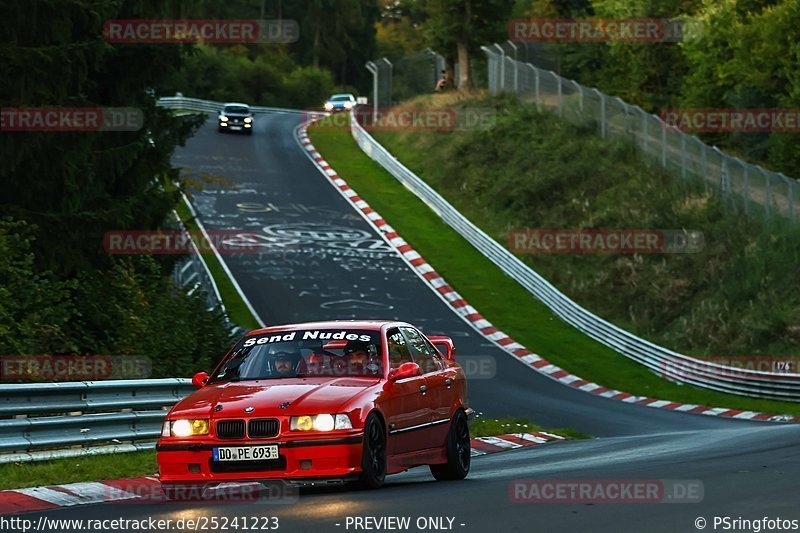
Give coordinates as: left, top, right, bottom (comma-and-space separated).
213, 445, 279, 462
230, 126, 242, 130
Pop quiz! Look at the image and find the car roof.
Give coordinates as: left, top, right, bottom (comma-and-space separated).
246, 320, 408, 336
223, 102, 250, 108
330, 94, 355, 99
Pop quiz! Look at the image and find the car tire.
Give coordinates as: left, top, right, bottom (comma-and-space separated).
358, 413, 386, 489
218, 127, 224, 133
430, 409, 470, 481
245, 130, 252, 136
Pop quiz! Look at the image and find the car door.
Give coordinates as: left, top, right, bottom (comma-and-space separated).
381, 327, 431, 456
400, 327, 454, 446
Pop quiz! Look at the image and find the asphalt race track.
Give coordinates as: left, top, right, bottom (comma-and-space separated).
22, 113, 800, 532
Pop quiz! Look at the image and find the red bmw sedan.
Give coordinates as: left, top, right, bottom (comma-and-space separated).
157, 320, 473, 492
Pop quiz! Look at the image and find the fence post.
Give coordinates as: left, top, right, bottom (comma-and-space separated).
507, 40, 519, 92
573, 81, 583, 112
701, 143, 708, 190
381, 57, 392, 106
532, 65, 541, 111
681, 134, 687, 179
494, 43, 505, 91
365, 61, 378, 122
763, 169, 771, 219
717, 153, 730, 195
786, 175, 795, 222
554, 73, 562, 117
743, 165, 750, 216
481, 46, 497, 93
661, 119, 667, 168
642, 109, 648, 151
593, 89, 606, 138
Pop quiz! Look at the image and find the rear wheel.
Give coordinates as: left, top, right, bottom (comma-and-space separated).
430, 410, 470, 481
358, 413, 386, 489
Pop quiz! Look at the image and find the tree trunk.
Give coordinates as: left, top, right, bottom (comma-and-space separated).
444, 58, 455, 91
457, 41, 471, 91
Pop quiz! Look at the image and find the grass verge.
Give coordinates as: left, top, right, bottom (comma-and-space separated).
0, 452, 157, 491
173, 192, 261, 330
307, 119, 800, 417
470, 417, 590, 440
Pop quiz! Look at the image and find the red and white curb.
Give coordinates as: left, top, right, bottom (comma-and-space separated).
0, 436, 557, 515
296, 123, 799, 425
470, 432, 564, 456
0, 476, 160, 515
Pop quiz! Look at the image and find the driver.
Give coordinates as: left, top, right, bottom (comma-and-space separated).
343, 340, 373, 374
272, 351, 298, 376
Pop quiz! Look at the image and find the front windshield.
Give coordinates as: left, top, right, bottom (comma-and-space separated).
223, 105, 249, 114
330, 95, 353, 102
212, 328, 383, 382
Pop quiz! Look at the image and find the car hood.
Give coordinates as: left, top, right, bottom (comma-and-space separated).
170, 377, 380, 419
221, 112, 251, 118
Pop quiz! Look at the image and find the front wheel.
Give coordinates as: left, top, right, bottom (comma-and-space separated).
358, 413, 386, 489
430, 410, 470, 481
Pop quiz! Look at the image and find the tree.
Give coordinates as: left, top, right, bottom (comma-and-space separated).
0, 0, 200, 275
420, 0, 515, 91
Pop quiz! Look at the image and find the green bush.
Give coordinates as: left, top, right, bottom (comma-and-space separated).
0, 218, 233, 378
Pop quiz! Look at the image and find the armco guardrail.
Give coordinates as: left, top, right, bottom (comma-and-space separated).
156, 95, 308, 115
0, 379, 194, 463
348, 114, 800, 402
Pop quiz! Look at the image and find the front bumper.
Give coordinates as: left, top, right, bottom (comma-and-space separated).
157, 433, 363, 484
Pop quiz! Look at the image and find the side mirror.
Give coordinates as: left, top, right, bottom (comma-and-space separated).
192, 371, 210, 388
390, 362, 421, 381
427, 336, 456, 360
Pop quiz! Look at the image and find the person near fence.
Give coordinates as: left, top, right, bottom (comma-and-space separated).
435, 70, 448, 92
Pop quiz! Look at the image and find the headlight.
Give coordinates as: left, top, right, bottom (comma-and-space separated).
344, 101, 354, 109
169, 419, 209, 437
244, 117, 252, 123
324, 102, 333, 111
219, 115, 228, 121
290, 414, 352, 431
